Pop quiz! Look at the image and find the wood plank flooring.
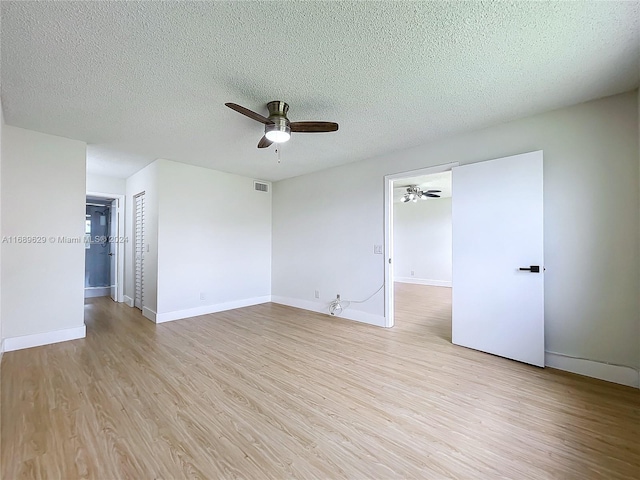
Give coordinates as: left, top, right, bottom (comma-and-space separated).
1, 283, 639, 479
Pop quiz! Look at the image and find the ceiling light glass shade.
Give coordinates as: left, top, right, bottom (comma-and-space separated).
401, 196, 410, 203
265, 129, 291, 143
265, 119, 291, 143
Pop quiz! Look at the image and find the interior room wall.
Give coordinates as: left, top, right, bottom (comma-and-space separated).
272, 91, 640, 380
124, 161, 159, 317
123, 159, 272, 323
0, 96, 4, 356
0, 95, 2, 448
1, 125, 87, 350
87, 173, 126, 195
153, 159, 272, 322
393, 198, 452, 286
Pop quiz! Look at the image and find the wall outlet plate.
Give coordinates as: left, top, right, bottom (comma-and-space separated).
373, 244, 383, 254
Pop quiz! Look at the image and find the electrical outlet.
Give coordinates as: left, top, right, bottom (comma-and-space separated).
373, 244, 383, 254
200, 292, 206, 301
314, 290, 319, 299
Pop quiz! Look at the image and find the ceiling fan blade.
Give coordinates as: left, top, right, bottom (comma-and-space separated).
257, 136, 273, 148
424, 193, 441, 198
425, 190, 442, 193
225, 103, 273, 125
290, 121, 339, 133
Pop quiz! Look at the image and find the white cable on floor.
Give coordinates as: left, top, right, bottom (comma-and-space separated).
328, 284, 384, 316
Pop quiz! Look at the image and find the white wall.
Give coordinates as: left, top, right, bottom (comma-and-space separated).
272, 163, 388, 326
0, 97, 3, 354
1, 125, 87, 347
154, 159, 272, 322
124, 159, 272, 322
272, 91, 640, 375
87, 173, 126, 195
0, 94, 3, 454
124, 161, 159, 316
393, 198, 452, 286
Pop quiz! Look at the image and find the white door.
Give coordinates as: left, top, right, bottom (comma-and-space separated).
109, 199, 119, 301
452, 151, 544, 367
134, 193, 145, 310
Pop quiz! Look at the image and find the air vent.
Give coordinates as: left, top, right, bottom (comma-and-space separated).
254, 181, 269, 193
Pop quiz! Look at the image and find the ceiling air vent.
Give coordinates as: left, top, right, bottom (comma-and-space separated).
254, 181, 269, 193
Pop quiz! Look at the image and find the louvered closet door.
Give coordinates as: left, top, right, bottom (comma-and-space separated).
134, 192, 145, 310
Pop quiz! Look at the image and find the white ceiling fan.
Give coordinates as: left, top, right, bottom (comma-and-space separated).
398, 185, 441, 203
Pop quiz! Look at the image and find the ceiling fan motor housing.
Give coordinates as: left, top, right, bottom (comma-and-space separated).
267, 101, 289, 117
265, 101, 291, 138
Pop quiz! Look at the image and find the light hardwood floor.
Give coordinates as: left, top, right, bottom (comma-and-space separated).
1, 284, 639, 479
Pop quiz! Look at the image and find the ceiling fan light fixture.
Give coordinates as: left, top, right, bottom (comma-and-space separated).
264, 117, 291, 143
265, 129, 291, 143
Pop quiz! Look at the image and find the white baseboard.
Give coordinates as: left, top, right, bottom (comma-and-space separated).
545, 352, 639, 388
154, 296, 272, 324
271, 296, 387, 328
3, 325, 86, 352
84, 287, 111, 298
142, 307, 157, 322
395, 277, 452, 287
123, 295, 134, 307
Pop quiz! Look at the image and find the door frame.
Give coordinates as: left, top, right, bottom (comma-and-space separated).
86, 191, 126, 303
383, 162, 458, 328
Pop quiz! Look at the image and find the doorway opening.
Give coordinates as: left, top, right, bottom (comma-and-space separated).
384, 163, 456, 340
384, 163, 458, 328
391, 171, 453, 338
84, 194, 124, 302
85, 197, 113, 298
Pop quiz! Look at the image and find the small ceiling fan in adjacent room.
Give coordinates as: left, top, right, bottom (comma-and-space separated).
399, 185, 441, 203
225, 101, 339, 148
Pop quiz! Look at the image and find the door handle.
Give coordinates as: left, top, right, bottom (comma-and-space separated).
519, 265, 540, 273
108, 253, 114, 257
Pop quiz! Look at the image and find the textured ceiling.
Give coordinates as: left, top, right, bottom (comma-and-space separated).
1, 1, 638, 181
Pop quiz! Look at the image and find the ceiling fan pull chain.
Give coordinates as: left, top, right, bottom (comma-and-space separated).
275, 146, 281, 164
